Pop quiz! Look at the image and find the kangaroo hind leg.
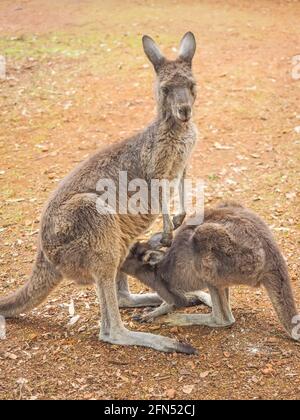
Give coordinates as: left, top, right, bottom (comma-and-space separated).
164, 286, 235, 328
95, 266, 196, 354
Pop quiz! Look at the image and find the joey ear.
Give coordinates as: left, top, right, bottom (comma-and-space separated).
142, 35, 165, 71
130, 241, 150, 259
143, 250, 165, 266
178, 32, 196, 64
148, 232, 164, 250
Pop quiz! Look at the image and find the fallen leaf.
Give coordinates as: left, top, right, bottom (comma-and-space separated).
68, 299, 75, 317
294, 126, 300, 134
67, 315, 80, 327
214, 142, 233, 150
200, 371, 210, 379
166, 389, 176, 399
261, 365, 275, 375
5, 198, 25, 204
16, 378, 28, 385
27, 333, 38, 341
182, 385, 195, 395
5, 352, 18, 360
285, 192, 296, 200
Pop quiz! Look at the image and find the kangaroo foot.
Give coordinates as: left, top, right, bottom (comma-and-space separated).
163, 313, 235, 328
100, 327, 197, 354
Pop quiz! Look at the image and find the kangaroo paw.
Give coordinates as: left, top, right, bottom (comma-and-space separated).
173, 213, 186, 230
160, 232, 173, 247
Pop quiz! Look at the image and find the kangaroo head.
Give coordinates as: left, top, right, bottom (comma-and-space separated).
122, 240, 166, 277
143, 32, 197, 123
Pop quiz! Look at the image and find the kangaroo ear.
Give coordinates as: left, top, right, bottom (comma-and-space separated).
143, 35, 165, 71
148, 232, 164, 250
143, 250, 165, 266
178, 32, 196, 63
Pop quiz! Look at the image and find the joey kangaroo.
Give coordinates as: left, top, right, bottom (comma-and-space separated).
122, 202, 300, 341
0, 33, 199, 354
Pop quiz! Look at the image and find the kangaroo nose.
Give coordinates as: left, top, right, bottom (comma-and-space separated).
177, 105, 192, 122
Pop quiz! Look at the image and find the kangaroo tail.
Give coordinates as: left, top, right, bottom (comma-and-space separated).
263, 252, 299, 341
0, 249, 63, 318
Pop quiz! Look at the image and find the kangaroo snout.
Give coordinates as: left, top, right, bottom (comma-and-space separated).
177, 105, 192, 122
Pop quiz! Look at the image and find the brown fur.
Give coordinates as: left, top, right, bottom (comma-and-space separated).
0, 33, 199, 354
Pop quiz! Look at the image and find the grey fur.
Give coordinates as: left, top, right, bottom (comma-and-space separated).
0, 33, 198, 354
122, 202, 299, 341
178, 32, 196, 63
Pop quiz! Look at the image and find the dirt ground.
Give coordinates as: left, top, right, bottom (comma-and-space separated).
0, 0, 300, 400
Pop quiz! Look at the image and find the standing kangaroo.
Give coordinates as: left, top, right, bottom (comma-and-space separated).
0, 33, 199, 354
122, 202, 300, 342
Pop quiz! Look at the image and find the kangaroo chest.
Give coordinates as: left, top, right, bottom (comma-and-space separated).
146, 125, 197, 181
167, 137, 195, 179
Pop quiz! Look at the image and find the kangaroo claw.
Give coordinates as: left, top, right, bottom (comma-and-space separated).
176, 342, 198, 355
133, 314, 152, 323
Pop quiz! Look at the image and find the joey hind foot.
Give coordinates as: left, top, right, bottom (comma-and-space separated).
163, 313, 235, 328
118, 292, 162, 308
133, 303, 175, 323
132, 313, 153, 323
132, 309, 153, 323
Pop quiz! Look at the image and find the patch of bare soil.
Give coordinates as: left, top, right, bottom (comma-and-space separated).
0, 0, 299, 400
